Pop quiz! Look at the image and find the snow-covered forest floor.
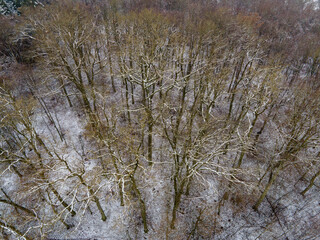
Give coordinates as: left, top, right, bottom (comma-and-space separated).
1, 1, 320, 239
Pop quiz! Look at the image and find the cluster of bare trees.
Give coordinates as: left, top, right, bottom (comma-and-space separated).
0, 0, 320, 239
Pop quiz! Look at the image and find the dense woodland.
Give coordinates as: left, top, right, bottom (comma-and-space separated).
0, 0, 320, 239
